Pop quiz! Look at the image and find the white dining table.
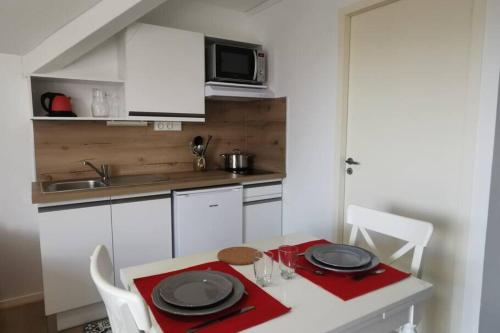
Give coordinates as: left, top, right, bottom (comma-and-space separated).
120, 233, 432, 333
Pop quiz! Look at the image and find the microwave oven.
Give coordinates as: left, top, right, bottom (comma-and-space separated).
206, 41, 266, 85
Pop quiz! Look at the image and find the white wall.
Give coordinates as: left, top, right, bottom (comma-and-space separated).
141, 0, 259, 43
249, 0, 356, 240
46, 36, 121, 81
0, 53, 42, 305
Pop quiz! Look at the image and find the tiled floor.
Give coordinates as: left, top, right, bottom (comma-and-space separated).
0, 301, 85, 333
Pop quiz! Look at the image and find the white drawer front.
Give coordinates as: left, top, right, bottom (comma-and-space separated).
244, 183, 282, 202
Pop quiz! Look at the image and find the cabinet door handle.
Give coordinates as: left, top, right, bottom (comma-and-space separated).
209, 204, 219, 208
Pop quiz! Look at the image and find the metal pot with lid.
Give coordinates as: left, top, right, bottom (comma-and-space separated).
220, 149, 253, 171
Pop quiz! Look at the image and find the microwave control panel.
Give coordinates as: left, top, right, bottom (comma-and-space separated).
257, 52, 266, 83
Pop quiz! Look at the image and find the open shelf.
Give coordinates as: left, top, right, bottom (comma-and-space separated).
30, 75, 126, 119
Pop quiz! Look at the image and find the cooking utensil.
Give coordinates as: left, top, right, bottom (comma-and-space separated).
186, 305, 256, 333
202, 135, 213, 156
191, 136, 205, 156
193, 136, 203, 146
220, 149, 253, 172
191, 136, 206, 157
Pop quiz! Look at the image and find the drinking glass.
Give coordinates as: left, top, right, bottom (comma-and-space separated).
91, 89, 110, 117
279, 245, 299, 279
253, 251, 273, 287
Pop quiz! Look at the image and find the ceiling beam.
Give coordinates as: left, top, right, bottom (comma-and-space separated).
22, 0, 166, 74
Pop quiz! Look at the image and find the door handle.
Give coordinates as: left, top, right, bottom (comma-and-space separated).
345, 158, 360, 165
253, 49, 258, 81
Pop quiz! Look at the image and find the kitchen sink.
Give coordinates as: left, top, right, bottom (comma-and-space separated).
41, 174, 170, 193
42, 179, 107, 193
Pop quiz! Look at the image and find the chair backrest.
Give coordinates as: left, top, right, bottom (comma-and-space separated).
90, 245, 152, 333
346, 205, 433, 277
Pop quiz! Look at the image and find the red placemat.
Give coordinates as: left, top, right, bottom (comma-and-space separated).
269, 240, 410, 301
134, 261, 290, 333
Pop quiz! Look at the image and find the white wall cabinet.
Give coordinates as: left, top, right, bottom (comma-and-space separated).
111, 195, 172, 288
243, 182, 283, 243
38, 201, 112, 315
122, 23, 205, 120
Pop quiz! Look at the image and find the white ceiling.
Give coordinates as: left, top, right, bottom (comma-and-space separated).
201, 0, 272, 12
0, 0, 101, 55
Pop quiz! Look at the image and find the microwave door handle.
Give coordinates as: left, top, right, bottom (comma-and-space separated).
253, 49, 258, 81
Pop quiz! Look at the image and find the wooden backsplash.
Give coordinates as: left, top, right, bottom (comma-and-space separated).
33, 98, 286, 181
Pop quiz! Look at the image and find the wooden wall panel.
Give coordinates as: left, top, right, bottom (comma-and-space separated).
33, 98, 286, 181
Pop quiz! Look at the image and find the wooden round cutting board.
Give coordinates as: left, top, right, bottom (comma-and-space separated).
217, 246, 261, 265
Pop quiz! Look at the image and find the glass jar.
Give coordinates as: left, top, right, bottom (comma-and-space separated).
107, 91, 120, 117
91, 89, 110, 117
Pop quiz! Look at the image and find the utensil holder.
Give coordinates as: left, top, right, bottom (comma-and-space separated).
193, 156, 207, 171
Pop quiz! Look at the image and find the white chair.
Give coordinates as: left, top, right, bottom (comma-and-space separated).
346, 205, 433, 333
90, 245, 156, 333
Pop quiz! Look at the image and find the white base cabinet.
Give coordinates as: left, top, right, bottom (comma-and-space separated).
39, 201, 112, 315
173, 186, 243, 257
111, 195, 172, 288
38, 192, 172, 321
244, 199, 282, 243
243, 182, 283, 243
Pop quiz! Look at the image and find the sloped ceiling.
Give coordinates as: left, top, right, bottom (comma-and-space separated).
200, 0, 274, 13
0, 0, 101, 55
1, 0, 277, 56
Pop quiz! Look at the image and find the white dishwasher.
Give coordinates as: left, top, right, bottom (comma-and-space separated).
173, 185, 243, 257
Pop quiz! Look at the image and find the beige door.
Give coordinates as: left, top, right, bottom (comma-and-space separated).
343, 0, 475, 331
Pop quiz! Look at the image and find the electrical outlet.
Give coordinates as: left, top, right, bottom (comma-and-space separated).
154, 121, 182, 131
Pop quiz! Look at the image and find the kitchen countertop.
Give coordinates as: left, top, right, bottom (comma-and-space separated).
32, 170, 285, 204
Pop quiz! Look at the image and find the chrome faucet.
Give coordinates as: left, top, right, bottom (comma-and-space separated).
82, 160, 110, 184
